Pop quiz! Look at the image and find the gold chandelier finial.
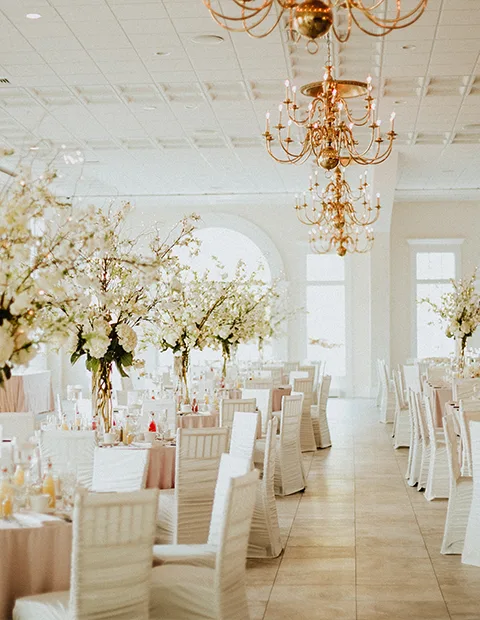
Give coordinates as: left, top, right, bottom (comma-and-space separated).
264, 64, 396, 169
295, 166, 380, 256
202, 0, 428, 53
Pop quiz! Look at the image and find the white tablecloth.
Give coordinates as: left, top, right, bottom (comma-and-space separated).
0, 371, 53, 414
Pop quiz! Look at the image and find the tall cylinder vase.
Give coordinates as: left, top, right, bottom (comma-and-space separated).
92, 360, 113, 433
174, 351, 190, 404
455, 335, 468, 379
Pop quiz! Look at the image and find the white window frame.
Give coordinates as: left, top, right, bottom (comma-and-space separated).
408, 239, 463, 359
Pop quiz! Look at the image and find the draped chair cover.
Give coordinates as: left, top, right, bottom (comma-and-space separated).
292, 377, 316, 452
462, 420, 480, 567
150, 465, 259, 620
229, 412, 259, 467
219, 399, 256, 444
248, 417, 283, 558
40, 430, 96, 488
13, 488, 158, 620
91, 447, 149, 493
441, 414, 473, 555
457, 400, 480, 477
423, 394, 449, 500
156, 428, 228, 545
406, 390, 423, 487
311, 375, 332, 449
378, 360, 395, 424
453, 378, 480, 401
414, 392, 431, 492
241, 389, 272, 435
392, 370, 410, 449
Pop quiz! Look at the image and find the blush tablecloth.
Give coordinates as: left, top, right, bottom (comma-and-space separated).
0, 371, 54, 414
0, 517, 72, 619
145, 443, 176, 490
425, 382, 452, 427
272, 386, 292, 412
177, 412, 219, 429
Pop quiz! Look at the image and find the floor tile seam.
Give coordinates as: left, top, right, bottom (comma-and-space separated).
351, 416, 358, 620
389, 425, 454, 620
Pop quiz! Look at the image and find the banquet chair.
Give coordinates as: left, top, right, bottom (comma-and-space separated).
13, 488, 158, 620
248, 417, 283, 558
283, 362, 299, 374
457, 400, 480, 477
298, 365, 316, 383
244, 378, 274, 390
255, 394, 305, 496
91, 447, 149, 492
406, 390, 423, 487
423, 394, 449, 500
261, 366, 283, 386
310, 374, 332, 449
403, 364, 422, 395
441, 414, 473, 555
426, 366, 448, 384
376, 359, 384, 408
288, 370, 308, 385
414, 392, 431, 492
229, 412, 259, 467
40, 430, 96, 488
0, 412, 35, 444
241, 388, 272, 434
453, 378, 480, 401
156, 427, 228, 545
462, 420, 480, 567
150, 464, 259, 620
292, 376, 316, 452
219, 398, 256, 440
392, 370, 410, 449
379, 360, 395, 424
152, 453, 251, 568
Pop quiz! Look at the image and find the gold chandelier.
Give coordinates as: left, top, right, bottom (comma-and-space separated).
263, 51, 396, 170
295, 166, 380, 256
203, 0, 428, 52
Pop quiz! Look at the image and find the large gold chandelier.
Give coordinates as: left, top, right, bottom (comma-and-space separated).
263, 52, 396, 170
203, 0, 428, 51
295, 166, 380, 256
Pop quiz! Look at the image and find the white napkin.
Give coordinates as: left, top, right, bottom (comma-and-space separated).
14, 512, 64, 528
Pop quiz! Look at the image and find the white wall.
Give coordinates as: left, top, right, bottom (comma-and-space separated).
390, 200, 480, 370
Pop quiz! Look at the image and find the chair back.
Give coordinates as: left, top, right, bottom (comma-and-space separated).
426, 366, 448, 384
280, 394, 303, 446
91, 448, 149, 492
458, 400, 480, 477
175, 427, 228, 543
292, 377, 314, 412
40, 430, 96, 487
229, 412, 258, 467
443, 414, 461, 483
299, 365, 316, 383
392, 370, 406, 410
69, 489, 158, 620
0, 412, 35, 443
289, 370, 308, 384
241, 388, 272, 434
208, 453, 251, 546
244, 378, 273, 389
453, 378, 480, 401
423, 393, 438, 444
219, 398, 256, 432
318, 374, 331, 413
283, 362, 299, 374
413, 392, 429, 442
262, 367, 283, 385
262, 416, 279, 495
215, 468, 259, 617
403, 365, 422, 394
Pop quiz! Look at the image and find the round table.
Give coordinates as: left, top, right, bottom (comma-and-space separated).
0, 515, 72, 618
145, 443, 176, 490
177, 412, 219, 429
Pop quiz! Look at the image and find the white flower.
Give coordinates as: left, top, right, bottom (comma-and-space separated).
0, 325, 15, 367
10, 292, 31, 315
85, 334, 110, 359
11, 345, 36, 366
116, 323, 137, 353
164, 330, 178, 347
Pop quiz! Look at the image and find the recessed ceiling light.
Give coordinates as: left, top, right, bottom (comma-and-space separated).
155, 51, 171, 57
462, 123, 480, 131
191, 34, 224, 45
143, 106, 157, 111
29, 145, 39, 151
184, 103, 198, 110
26, 13, 42, 19
402, 44, 416, 50
394, 100, 406, 105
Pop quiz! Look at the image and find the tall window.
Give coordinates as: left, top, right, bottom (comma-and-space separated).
412, 245, 460, 359
306, 254, 346, 377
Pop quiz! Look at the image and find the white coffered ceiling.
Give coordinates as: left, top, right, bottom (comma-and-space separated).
0, 0, 479, 201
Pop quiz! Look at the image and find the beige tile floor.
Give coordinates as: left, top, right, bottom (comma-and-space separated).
246, 398, 480, 620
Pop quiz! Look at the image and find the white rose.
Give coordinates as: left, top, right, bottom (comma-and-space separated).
164, 331, 178, 347
0, 325, 15, 367
116, 323, 137, 353
85, 334, 110, 359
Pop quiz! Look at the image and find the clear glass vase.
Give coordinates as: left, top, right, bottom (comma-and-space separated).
91, 360, 113, 434
455, 336, 468, 379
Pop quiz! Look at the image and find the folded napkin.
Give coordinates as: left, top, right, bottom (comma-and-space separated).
13, 512, 64, 528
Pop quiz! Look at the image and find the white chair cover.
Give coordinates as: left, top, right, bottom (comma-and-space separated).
229, 412, 259, 467
219, 398, 256, 443
403, 364, 422, 394
453, 378, 480, 401
0, 412, 35, 443
379, 360, 395, 424
457, 400, 480, 477
150, 466, 259, 620
283, 362, 299, 374
462, 420, 480, 567
426, 366, 448, 384
292, 377, 315, 452
414, 392, 431, 492
156, 428, 228, 545
406, 390, 423, 487
441, 414, 473, 555
423, 394, 449, 500
248, 418, 282, 558
91, 447, 149, 492
392, 370, 410, 449
13, 488, 158, 620
288, 370, 308, 384
241, 388, 272, 434
40, 430, 96, 488
310, 374, 332, 449
244, 378, 273, 389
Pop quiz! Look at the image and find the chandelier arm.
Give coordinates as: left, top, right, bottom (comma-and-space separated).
348, 0, 428, 27
204, 1, 286, 38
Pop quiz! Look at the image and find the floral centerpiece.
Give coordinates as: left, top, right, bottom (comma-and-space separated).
62, 205, 197, 432
420, 270, 480, 377
0, 169, 97, 385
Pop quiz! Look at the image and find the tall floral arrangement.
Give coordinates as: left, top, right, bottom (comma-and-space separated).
0, 169, 97, 385
61, 204, 198, 431
420, 270, 480, 376
147, 262, 237, 402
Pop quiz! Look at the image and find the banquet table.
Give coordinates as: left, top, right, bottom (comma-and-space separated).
177, 412, 219, 429
0, 370, 54, 414
0, 515, 71, 619
144, 443, 176, 490
425, 381, 452, 427
272, 386, 292, 412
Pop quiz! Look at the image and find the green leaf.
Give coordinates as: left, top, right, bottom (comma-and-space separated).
85, 357, 100, 373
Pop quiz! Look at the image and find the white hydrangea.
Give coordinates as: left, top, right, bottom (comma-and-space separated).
116, 323, 137, 353
84, 333, 110, 359
0, 325, 15, 367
